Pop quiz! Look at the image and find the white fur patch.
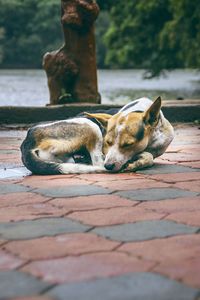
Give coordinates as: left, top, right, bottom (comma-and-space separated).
119, 97, 153, 116
34, 118, 102, 140
59, 163, 105, 174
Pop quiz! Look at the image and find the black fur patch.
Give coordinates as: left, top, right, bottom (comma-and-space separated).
120, 101, 139, 112
136, 123, 145, 141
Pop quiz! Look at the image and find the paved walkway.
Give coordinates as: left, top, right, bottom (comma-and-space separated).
0, 124, 199, 300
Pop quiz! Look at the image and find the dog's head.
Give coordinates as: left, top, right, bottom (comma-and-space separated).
86, 97, 162, 172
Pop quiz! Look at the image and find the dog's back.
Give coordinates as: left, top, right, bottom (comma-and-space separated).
21, 118, 104, 175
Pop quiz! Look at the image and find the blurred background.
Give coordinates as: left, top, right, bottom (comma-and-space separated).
0, 0, 200, 106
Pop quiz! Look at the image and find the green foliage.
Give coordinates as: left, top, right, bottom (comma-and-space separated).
103, 0, 200, 75
0, 0, 62, 68
0, 0, 199, 74
104, 0, 172, 73
0, 27, 5, 63
159, 0, 200, 70
95, 11, 110, 68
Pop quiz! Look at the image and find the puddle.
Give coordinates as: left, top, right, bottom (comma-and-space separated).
0, 167, 31, 179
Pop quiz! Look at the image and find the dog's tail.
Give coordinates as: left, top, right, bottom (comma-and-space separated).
21, 145, 105, 175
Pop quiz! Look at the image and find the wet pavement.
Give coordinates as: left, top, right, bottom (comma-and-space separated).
0, 124, 200, 299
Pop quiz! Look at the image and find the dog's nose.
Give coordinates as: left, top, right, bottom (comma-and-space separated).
104, 163, 115, 171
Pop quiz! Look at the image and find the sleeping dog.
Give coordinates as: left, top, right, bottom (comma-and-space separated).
86, 96, 174, 172
21, 97, 174, 174
21, 117, 107, 175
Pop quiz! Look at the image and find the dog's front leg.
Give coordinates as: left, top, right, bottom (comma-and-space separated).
90, 149, 104, 167
124, 152, 154, 172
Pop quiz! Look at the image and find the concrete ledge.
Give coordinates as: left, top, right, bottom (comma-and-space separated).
0, 100, 199, 124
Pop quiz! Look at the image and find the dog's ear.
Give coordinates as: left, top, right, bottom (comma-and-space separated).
84, 112, 112, 129
143, 96, 162, 126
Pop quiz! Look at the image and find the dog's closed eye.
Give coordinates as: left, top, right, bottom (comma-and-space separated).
121, 141, 135, 148
105, 139, 113, 146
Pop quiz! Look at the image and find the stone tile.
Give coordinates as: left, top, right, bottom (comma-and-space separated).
22, 176, 92, 188
179, 161, 200, 169
12, 297, 53, 300
50, 195, 135, 211
0, 183, 30, 194
68, 207, 165, 226
166, 211, 200, 227
161, 152, 200, 162
148, 172, 200, 183
0, 153, 20, 162
96, 178, 170, 191
138, 197, 200, 214
174, 181, 200, 193
35, 185, 112, 198
0, 240, 5, 246
119, 234, 200, 262
5, 233, 119, 260
0, 192, 50, 208
0, 217, 90, 240
154, 257, 200, 288
92, 220, 198, 242
117, 188, 197, 201
137, 164, 199, 175
0, 249, 24, 270
0, 203, 69, 222
0, 270, 50, 298
48, 272, 198, 300
77, 173, 143, 182
22, 252, 154, 284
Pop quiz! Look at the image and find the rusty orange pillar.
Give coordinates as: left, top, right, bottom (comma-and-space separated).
43, 0, 100, 105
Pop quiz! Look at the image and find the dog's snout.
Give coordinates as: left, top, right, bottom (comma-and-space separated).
104, 163, 115, 171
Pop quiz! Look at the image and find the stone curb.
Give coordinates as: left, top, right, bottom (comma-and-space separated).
0, 100, 199, 124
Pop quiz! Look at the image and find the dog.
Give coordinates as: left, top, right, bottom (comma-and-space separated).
21, 117, 107, 175
86, 96, 174, 172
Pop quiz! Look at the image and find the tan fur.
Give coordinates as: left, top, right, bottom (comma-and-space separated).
35, 125, 98, 157
87, 97, 173, 172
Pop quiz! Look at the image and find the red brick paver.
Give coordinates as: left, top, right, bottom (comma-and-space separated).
68, 206, 165, 226
5, 233, 119, 260
0, 193, 50, 208
0, 124, 200, 297
0, 249, 25, 270
21, 252, 155, 284
50, 194, 135, 211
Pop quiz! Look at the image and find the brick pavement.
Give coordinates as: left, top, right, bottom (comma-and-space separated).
0, 124, 199, 300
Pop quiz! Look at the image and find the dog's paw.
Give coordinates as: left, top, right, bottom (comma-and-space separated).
123, 162, 138, 172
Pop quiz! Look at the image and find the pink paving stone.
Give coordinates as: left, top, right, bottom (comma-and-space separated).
0, 240, 6, 246
147, 172, 200, 183
138, 197, 200, 214
21, 252, 155, 284
68, 206, 165, 226
0, 144, 19, 150
5, 233, 119, 260
153, 158, 174, 165
0, 202, 69, 222
0, 249, 24, 270
0, 153, 21, 161
50, 194, 135, 211
154, 257, 200, 288
77, 173, 144, 182
0, 179, 21, 184
160, 152, 200, 162
118, 234, 200, 262
95, 178, 170, 191
166, 211, 200, 227
174, 181, 200, 193
21, 176, 91, 188
179, 161, 200, 169
11, 297, 53, 300
0, 192, 50, 208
